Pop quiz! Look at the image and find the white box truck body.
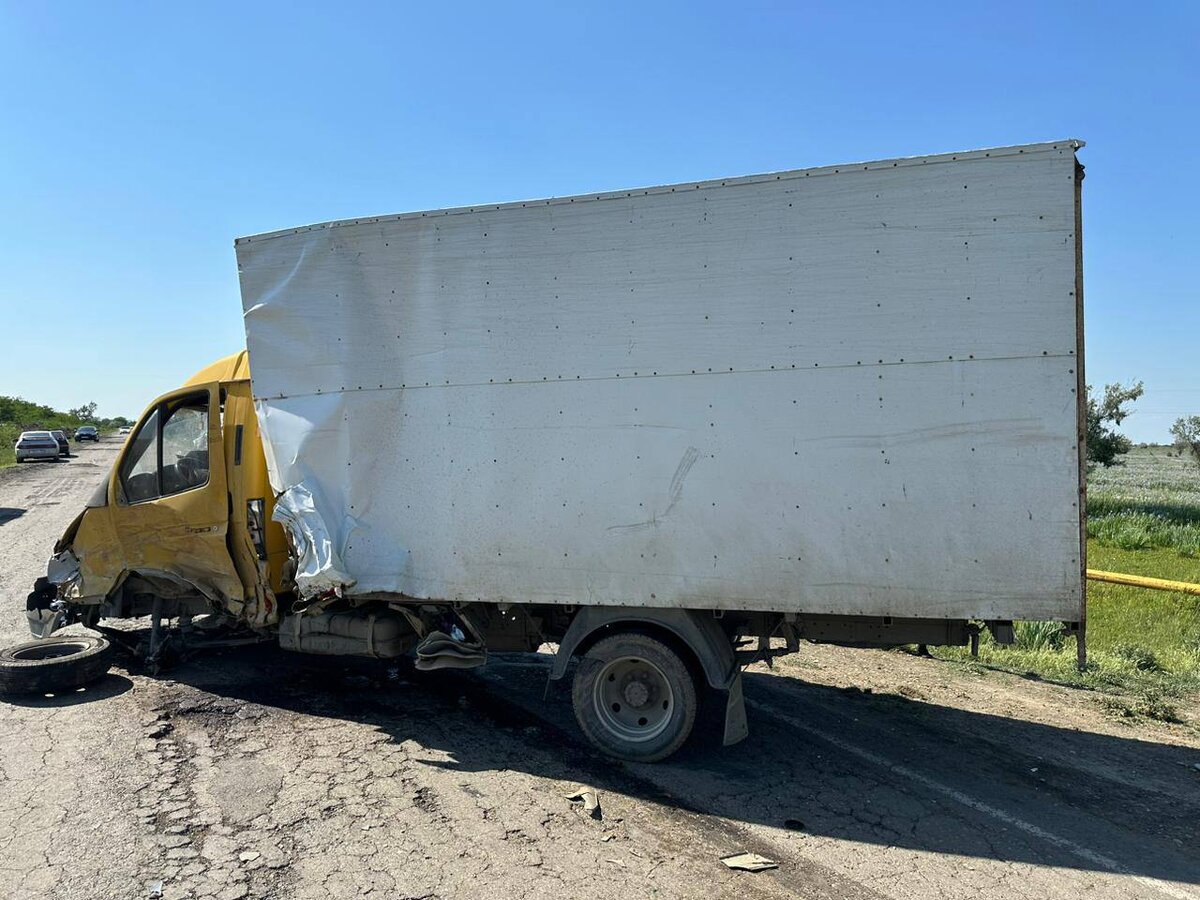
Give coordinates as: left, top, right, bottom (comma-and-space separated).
236, 140, 1086, 628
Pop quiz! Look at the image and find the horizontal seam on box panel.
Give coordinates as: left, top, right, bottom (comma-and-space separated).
255, 351, 1077, 402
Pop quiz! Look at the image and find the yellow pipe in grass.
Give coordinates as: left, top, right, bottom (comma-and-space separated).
1086, 569, 1200, 596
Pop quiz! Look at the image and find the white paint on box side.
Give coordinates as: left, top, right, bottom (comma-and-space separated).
237, 141, 1084, 621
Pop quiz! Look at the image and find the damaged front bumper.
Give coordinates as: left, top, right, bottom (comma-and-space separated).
27, 550, 84, 638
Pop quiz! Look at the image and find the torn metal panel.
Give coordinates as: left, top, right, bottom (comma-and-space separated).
271, 482, 355, 597
47, 549, 81, 589
221, 380, 286, 623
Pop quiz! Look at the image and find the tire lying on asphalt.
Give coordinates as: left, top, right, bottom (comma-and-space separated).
0, 636, 114, 696
571, 632, 698, 763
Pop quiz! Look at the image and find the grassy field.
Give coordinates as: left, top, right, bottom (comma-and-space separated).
937, 446, 1200, 720
1087, 447, 1200, 556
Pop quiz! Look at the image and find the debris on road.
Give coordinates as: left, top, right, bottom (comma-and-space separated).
565, 785, 602, 819
720, 852, 778, 872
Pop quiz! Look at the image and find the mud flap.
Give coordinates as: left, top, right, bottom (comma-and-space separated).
723, 669, 749, 746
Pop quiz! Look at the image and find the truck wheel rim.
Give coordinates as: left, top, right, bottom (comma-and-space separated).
10, 641, 91, 661
592, 656, 674, 743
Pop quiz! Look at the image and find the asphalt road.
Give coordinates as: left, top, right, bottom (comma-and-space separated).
0, 439, 1197, 899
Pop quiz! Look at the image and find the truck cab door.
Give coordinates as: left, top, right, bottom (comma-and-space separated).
105, 383, 245, 614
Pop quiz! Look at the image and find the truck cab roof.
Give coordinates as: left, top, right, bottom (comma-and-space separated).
184, 350, 250, 387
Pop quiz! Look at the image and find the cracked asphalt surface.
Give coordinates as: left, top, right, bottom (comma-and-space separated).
1, 438, 1198, 899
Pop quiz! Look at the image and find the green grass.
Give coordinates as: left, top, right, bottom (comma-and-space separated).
1097, 689, 1182, 723
0, 423, 25, 468
1, 421, 71, 468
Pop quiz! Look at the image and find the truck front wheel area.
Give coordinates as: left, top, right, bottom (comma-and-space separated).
571, 633, 698, 762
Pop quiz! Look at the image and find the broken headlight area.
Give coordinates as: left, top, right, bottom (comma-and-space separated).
26, 578, 62, 638
26, 551, 85, 637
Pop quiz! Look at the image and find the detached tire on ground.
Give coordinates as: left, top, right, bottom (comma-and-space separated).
0, 636, 114, 696
571, 632, 698, 763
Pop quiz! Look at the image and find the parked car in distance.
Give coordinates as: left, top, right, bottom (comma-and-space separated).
118, 426, 131, 435
74, 426, 100, 442
50, 430, 70, 456
14, 431, 61, 462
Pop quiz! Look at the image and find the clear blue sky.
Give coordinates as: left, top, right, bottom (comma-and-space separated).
1, 2, 1196, 442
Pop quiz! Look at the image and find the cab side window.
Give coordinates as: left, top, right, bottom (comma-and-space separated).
121, 409, 161, 502
119, 394, 210, 503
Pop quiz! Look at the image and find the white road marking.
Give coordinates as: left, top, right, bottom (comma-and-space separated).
746, 698, 1200, 900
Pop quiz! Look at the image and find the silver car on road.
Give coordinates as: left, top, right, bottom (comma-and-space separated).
14, 431, 61, 462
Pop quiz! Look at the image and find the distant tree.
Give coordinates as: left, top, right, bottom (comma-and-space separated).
1086, 381, 1144, 468
1171, 416, 1200, 466
68, 401, 99, 421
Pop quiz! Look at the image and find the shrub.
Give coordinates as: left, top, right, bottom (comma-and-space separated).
1133, 689, 1181, 722
1013, 620, 1067, 652
1097, 689, 1179, 723
1111, 642, 1161, 673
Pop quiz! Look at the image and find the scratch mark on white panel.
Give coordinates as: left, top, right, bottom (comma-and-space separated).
607, 446, 701, 533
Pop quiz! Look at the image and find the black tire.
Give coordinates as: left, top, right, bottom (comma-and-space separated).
571, 632, 698, 763
0, 636, 114, 696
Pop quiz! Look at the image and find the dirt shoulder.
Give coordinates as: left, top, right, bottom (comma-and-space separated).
770, 642, 1200, 750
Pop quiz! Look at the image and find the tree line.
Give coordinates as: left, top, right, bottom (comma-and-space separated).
0, 396, 133, 435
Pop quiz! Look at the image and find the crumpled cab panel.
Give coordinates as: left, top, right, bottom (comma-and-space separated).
52, 365, 286, 628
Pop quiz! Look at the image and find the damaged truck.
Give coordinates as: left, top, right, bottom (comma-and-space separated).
12, 140, 1088, 762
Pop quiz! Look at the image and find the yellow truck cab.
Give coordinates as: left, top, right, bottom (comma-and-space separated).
36, 352, 290, 638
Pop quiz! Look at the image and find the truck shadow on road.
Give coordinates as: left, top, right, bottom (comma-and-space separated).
3, 672, 133, 707
126, 642, 1200, 888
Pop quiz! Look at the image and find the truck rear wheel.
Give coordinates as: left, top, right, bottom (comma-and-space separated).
0, 635, 114, 696
571, 633, 697, 762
